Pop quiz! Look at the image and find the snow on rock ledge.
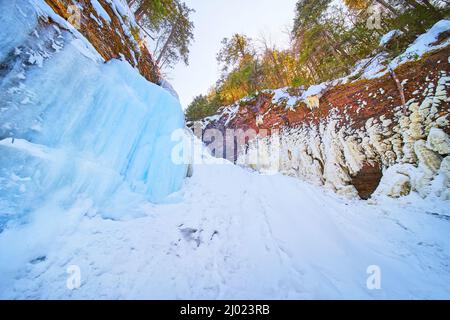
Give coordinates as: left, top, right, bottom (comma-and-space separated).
198, 20, 450, 200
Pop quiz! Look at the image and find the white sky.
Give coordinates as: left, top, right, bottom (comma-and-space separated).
167, 0, 298, 108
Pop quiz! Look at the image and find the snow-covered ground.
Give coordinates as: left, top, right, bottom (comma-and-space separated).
1, 140, 449, 299
1, 0, 449, 301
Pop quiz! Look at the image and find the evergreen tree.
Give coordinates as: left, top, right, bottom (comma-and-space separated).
127, 0, 194, 70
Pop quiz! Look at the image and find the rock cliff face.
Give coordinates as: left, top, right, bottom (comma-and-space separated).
196, 21, 450, 200
43, 0, 160, 83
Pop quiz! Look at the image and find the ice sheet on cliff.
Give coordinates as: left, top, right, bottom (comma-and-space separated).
0, 0, 188, 229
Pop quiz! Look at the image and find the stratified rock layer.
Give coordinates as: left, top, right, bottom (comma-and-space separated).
44, 0, 160, 83
199, 46, 450, 200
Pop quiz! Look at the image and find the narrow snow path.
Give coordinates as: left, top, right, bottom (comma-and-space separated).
1, 144, 449, 299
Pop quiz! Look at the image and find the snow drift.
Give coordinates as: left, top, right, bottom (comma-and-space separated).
1, 137, 450, 299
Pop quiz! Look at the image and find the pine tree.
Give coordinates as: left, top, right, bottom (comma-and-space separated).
127, 0, 194, 70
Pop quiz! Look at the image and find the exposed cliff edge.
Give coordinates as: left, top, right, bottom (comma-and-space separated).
195, 20, 450, 200
43, 0, 161, 83
0, 0, 187, 230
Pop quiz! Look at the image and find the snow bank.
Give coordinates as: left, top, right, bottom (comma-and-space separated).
91, 0, 112, 23
2, 136, 450, 299
269, 83, 329, 110
390, 19, 450, 69
271, 87, 298, 109
344, 20, 450, 82
379, 29, 403, 47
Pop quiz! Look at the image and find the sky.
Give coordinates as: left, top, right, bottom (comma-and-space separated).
167, 0, 298, 108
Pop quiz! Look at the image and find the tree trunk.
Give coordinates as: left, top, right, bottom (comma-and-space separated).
156, 25, 176, 66
404, 0, 437, 12
389, 67, 407, 113
267, 49, 286, 87
374, 0, 399, 16
135, 6, 145, 22
419, 0, 442, 18
321, 30, 351, 73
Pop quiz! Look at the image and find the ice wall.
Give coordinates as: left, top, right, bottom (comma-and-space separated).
0, 1, 187, 229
